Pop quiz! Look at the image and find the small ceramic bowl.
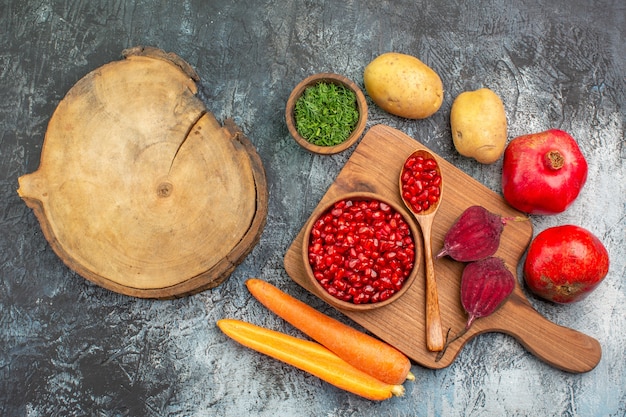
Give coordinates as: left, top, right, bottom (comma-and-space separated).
285, 73, 368, 155
301, 192, 420, 311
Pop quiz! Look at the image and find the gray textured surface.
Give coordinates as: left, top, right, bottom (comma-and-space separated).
1, 0, 624, 416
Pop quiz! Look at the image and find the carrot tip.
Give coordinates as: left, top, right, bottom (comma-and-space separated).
406, 371, 415, 382
391, 385, 406, 397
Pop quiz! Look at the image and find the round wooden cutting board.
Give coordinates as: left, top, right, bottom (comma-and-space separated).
18, 46, 268, 299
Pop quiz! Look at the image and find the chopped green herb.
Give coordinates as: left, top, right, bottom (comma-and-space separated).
294, 82, 360, 147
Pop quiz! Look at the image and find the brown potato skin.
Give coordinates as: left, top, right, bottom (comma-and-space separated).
450, 88, 507, 164
364, 52, 444, 119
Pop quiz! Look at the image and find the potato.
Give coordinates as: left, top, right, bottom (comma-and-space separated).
450, 88, 507, 164
363, 52, 443, 119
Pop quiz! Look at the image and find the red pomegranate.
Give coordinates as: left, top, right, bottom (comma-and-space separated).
523, 225, 610, 303
502, 129, 588, 215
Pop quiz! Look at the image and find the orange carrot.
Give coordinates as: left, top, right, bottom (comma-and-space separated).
217, 319, 405, 401
245, 278, 413, 385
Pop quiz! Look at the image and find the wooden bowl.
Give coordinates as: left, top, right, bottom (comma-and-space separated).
301, 192, 420, 311
285, 73, 368, 155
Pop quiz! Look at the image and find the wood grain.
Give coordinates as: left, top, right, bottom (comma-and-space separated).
284, 124, 601, 373
17, 47, 268, 299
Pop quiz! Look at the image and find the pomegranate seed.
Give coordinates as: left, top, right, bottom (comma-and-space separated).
379, 289, 393, 301
353, 293, 369, 304
336, 290, 350, 301
333, 279, 348, 291
348, 286, 359, 296
424, 158, 437, 169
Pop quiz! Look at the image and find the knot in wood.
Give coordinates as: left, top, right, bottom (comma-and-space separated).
157, 181, 173, 198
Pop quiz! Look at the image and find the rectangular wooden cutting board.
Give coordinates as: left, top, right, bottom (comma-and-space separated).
284, 124, 601, 373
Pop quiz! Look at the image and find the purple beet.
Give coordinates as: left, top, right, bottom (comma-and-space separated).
461, 257, 515, 330
436, 205, 507, 262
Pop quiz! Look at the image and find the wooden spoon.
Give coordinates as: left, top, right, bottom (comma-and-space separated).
399, 149, 445, 352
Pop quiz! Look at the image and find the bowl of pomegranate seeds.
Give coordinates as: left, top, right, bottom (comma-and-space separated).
302, 192, 420, 310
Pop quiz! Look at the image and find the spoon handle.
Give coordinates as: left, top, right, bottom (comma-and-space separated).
422, 221, 445, 352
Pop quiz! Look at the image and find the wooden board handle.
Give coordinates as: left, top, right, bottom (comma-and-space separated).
498, 293, 602, 373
